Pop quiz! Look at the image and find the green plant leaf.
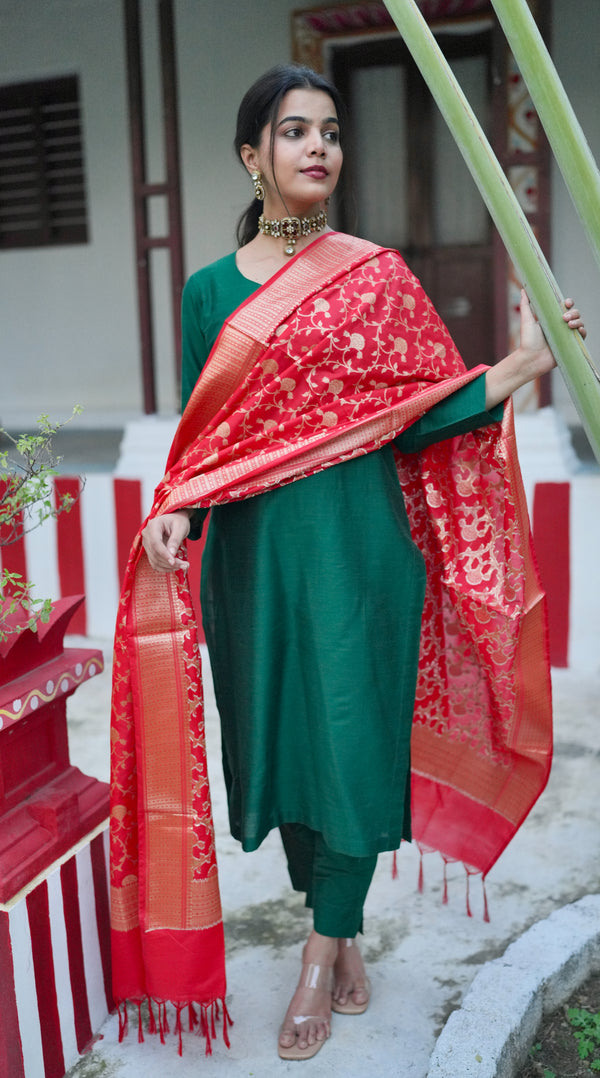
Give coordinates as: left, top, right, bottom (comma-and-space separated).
0, 407, 84, 549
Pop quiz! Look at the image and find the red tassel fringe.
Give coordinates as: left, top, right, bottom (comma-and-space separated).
117, 1002, 128, 1042
222, 999, 233, 1048
147, 998, 156, 1035
136, 1002, 144, 1043
391, 845, 492, 922
482, 876, 490, 923
175, 1005, 184, 1056
115, 996, 232, 1055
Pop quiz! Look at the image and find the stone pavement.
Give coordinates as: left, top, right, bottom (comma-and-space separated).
65, 641, 600, 1078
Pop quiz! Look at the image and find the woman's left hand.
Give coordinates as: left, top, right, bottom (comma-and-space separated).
563, 296, 587, 339
517, 293, 586, 377
485, 292, 587, 409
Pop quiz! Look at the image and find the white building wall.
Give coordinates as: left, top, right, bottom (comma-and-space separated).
0, 0, 139, 424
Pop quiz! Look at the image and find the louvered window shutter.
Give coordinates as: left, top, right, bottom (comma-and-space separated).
0, 75, 88, 249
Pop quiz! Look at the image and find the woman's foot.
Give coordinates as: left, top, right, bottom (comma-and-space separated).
331, 937, 371, 1015
278, 931, 337, 1060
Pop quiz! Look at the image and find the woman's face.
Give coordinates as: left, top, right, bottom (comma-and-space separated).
243, 87, 343, 217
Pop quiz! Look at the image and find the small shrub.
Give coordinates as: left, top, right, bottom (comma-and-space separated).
567, 1005, 600, 1070
0, 409, 82, 640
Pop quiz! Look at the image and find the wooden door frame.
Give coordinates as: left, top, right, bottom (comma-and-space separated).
329, 30, 492, 250
124, 0, 185, 414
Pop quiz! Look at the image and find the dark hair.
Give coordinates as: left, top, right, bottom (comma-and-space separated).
234, 64, 345, 247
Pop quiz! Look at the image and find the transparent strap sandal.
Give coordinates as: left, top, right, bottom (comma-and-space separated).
331, 938, 371, 1015
278, 961, 335, 1060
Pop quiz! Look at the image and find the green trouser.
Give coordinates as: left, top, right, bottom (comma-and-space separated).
280, 823, 377, 937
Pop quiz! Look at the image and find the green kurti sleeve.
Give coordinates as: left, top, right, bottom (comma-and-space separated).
180, 276, 210, 412
396, 373, 504, 454
179, 279, 211, 539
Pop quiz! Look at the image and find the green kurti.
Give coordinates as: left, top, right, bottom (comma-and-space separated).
181, 251, 503, 859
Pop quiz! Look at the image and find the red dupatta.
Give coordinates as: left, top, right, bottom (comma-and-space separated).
110, 232, 551, 1045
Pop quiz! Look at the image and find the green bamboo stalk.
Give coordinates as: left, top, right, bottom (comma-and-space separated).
492, 0, 600, 274
382, 0, 600, 464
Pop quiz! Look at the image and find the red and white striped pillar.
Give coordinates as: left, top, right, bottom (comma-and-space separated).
0, 826, 112, 1078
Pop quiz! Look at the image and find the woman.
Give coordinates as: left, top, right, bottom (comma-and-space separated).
112, 64, 585, 1060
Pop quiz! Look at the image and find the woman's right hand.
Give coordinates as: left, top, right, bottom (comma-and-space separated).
141, 510, 192, 572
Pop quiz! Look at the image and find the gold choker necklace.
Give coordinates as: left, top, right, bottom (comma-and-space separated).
258, 210, 328, 256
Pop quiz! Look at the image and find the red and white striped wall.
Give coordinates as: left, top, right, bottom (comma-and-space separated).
1, 457, 598, 670
0, 824, 112, 1078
